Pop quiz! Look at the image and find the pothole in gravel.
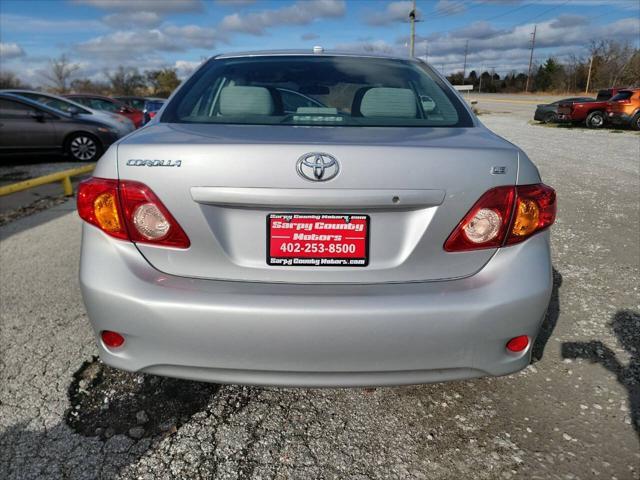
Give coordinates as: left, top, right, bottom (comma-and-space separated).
66, 357, 219, 441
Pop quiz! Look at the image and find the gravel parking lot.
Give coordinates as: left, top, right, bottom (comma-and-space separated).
1, 99, 638, 479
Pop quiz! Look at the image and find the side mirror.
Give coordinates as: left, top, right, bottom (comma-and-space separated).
29, 110, 45, 121
68, 106, 81, 116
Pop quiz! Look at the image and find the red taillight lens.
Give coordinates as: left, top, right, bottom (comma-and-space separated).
444, 184, 556, 252
77, 177, 190, 249
119, 180, 190, 248
444, 186, 516, 252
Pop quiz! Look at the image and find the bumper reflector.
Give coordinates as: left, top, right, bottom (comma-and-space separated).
101, 330, 125, 348
506, 335, 529, 353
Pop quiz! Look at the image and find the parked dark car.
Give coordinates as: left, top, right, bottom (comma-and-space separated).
65, 94, 144, 128
533, 96, 594, 123
0, 92, 119, 161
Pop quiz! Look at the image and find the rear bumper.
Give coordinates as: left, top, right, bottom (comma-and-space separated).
80, 226, 553, 387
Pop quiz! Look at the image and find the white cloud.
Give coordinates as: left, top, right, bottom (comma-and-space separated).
103, 11, 162, 28
163, 25, 221, 49
0, 42, 25, 59
74, 24, 222, 62
174, 59, 203, 78
220, 0, 345, 35
76, 30, 184, 58
214, 0, 256, 5
74, 0, 203, 14
0, 14, 105, 33
365, 1, 419, 26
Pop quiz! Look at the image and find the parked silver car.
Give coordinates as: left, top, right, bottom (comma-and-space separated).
78, 51, 556, 387
0, 92, 122, 161
2, 89, 135, 137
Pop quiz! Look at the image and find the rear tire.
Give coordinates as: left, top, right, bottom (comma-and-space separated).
585, 110, 605, 129
66, 133, 102, 162
631, 112, 640, 131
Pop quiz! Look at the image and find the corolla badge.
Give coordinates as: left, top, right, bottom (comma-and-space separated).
296, 153, 339, 182
126, 159, 182, 167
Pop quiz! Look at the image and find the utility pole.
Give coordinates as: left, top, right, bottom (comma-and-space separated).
585, 55, 593, 94
409, 0, 416, 57
462, 40, 469, 84
524, 25, 536, 92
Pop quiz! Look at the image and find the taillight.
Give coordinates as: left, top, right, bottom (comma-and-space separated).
77, 177, 190, 248
77, 178, 127, 240
505, 184, 556, 246
444, 184, 555, 252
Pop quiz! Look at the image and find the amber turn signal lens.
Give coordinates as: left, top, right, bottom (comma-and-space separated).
94, 192, 121, 233
511, 198, 540, 237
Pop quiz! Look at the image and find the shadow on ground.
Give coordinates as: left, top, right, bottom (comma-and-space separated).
532, 267, 562, 362
562, 309, 640, 442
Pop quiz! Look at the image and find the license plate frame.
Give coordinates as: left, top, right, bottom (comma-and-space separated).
267, 213, 370, 267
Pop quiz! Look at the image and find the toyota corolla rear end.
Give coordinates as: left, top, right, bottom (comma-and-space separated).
78, 52, 556, 387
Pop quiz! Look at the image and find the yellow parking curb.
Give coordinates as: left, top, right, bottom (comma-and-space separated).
0, 164, 95, 197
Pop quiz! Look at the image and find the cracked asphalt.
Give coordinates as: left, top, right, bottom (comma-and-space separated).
1, 102, 639, 479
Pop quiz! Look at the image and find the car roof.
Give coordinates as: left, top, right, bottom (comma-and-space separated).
0, 92, 70, 116
215, 49, 418, 62
2, 89, 92, 108
67, 93, 126, 104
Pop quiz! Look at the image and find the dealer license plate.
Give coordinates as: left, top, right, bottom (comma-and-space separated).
267, 213, 369, 267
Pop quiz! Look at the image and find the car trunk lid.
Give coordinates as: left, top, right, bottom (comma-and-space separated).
117, 123, 519, 283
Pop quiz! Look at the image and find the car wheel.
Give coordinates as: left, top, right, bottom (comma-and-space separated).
631, 112, 640, 131
543, 112, 557, 124
585, 111, 605, 129
66, 133, 102, 162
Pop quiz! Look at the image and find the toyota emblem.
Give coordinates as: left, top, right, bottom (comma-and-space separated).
296, 152, 340, 182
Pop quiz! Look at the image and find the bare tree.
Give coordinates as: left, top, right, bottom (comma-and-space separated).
42, 54, 79, 93
106, 66, 145, 96
0, 70, 25, 89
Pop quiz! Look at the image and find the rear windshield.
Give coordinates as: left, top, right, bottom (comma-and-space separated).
161, 56, 473, 128
609, 91, 633, 101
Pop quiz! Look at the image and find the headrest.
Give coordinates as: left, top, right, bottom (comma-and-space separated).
219, 86, 274, 116
358, 87, 417, 118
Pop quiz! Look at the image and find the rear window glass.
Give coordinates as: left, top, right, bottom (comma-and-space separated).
609, 91, 633, 101
161, 56, 473, 128
596, 90, 612, 101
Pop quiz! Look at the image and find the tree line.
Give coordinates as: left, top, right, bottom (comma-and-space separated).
0, 54, 182, 98
1, 40, 638, 96
446, 40, 639, 93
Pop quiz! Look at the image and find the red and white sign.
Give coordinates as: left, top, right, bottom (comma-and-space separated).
268, 213, 369, 267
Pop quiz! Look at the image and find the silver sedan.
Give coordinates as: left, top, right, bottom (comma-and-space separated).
77, 50, 556, 386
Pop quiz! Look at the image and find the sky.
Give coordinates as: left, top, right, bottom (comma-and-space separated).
0, 0, 638, 86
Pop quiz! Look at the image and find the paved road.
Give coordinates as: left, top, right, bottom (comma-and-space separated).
1, 108, 638, 479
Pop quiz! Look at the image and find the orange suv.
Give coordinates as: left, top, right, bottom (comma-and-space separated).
607, 89, 640, 130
